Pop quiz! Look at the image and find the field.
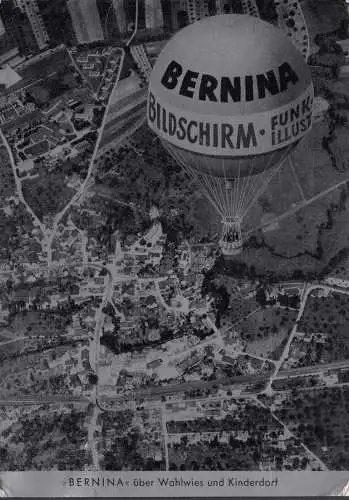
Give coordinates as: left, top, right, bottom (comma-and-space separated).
24, 140, 50, 157
0, 338, 32, 365
295, 291, 349, 362
104, 94, 349, 267
243, 149, 307, 236
146, 119, 349, 280
73, 48, 108, 92
239, 307, 297, 359
302, 0, 349, 44
274, 386, 349, 470
4, 49, 74, 96
5, 309, 73, 338
227, 185, 349, 280
22, 168, 75, 221
1, 110, 43, 135
291, 121, 349, 200
98, 110, 146, 156
215, 57, 349, 279
299, 292, 349, 336
261, 201, 329, 257
220, 296, 259, 332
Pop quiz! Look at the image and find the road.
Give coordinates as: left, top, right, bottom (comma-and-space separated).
0, 336, 31, 347
99, 355, 349, 405
90, 271, 115, 375
2, 353, 347, 409
264, 282, 349, 393
92, 237, 125, 411
87, 405, 101, 470
0, 128, 46, 232
264, 282, 308, 393
46, 49, 127, 267
67, 48, 95, 96
0, 45, 127, 270
31, 47, 138, 407
161, 406, 169, 471
1, 14, 347, 468
255, 396, 329, 471
275, 359, 349, 379
222, 306, 261, 335
2, 356, 348, 407
247, 177, 349, 236
95, 281, 349, 407
101, 374, 270, 403
154, 280, 184, 315
0, 397, 89, 406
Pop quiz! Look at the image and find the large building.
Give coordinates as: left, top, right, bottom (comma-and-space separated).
112, 0, 128, 35
15, 0, 49, 50
169, 0, 189, 30
67, 0, 104, 44
145, 0, 164, 30
186, 0, 209, 24
215, 0, 241, 14
0, 0, 39, 55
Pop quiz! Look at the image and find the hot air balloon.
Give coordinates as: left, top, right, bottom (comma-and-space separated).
147, 14, 314, 255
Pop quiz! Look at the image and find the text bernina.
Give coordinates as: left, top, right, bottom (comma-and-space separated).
161, 60, 299, 103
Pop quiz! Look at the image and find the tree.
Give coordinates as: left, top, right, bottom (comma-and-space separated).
256, 285, 267, 307
88, 373, 98, 385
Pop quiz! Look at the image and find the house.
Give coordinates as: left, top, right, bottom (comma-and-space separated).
146, 359, 163, 369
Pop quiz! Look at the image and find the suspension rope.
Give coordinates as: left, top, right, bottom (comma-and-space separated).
236, 157, 258, 216
163, 141, 293, 228
241, 149, 290, 219
239, 153, 277, 216
234, 158, 242, 217
166, 144, 224, 216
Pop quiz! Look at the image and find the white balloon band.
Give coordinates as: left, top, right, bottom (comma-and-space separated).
147, 83, 314, 157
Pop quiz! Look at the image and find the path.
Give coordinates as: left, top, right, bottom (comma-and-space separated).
87, 404, 101, 469
255, 396, 329, 471
1, 45, 127, 269
264, 282, 308, 393
46, 50, 126, 267
161, 405, 169, 471
247, 177, 349, 236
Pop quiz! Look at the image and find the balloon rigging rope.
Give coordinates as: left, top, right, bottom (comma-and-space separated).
221, 157, 230, 217
236, 156, 258, 216
239, 153, 276, 216
163, 141, 291, 227
243, 158, 277, 218
241, 148, 290, 219
236, 158, 243, 217
202, 154, 226, 214
167, 144, 224, 217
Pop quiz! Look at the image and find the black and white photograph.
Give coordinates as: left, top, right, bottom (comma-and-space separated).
0, 0, 348, 496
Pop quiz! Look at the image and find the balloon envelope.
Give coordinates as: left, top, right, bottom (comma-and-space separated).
148, 14, 314, 178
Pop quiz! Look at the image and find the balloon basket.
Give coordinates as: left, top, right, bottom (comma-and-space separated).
220, 216, 243, 256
